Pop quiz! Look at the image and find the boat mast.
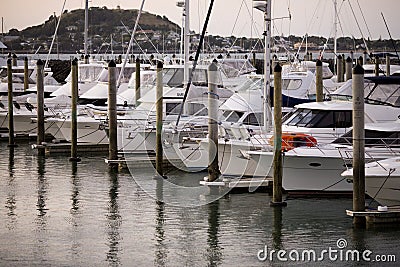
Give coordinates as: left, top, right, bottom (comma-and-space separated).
184, 0, 190, 86
334, 0, 337, 70
254, 0, 272, 132
176, 1, 185, 62
84, 0, 89, 56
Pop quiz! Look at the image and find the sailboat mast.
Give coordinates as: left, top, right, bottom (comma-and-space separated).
334, 0, 338, 69
84, 0, 89, 56
263, 0, 272, 132
184, 0, 190, 86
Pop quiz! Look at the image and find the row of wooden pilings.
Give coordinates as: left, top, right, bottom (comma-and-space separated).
6, 56, 367, 226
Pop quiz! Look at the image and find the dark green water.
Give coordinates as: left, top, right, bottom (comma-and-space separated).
0, 143, 399, 266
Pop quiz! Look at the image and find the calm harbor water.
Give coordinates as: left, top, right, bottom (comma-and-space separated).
0, 142, 399, 266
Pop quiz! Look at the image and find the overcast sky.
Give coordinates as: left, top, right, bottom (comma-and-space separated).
2, 0, 399, 39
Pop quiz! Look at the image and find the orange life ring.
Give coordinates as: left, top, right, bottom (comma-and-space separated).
269, 133, 317, 151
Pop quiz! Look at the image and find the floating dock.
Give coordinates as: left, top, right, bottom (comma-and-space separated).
200, 176, 273, 193
31, 143, 109, 155
346, 207, 400, 224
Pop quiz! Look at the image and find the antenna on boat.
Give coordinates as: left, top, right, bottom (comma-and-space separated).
175, 0, 215, 128
381, 12, 400, 61
45, 0, 67, 69
117, 0, 146, 88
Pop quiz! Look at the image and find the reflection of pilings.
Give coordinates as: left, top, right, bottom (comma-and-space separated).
106, 170, 121, 265
6, 147, 16, 229
206, 200, 222, 267
70, 161, 79, 212
155, 177, 167, 267
37, 156, 47, 217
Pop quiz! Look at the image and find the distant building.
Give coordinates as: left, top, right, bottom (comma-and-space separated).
66, 25, 78, 31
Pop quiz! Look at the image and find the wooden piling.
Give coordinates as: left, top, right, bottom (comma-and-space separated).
7, 59, 16, 147
374, 56, 379, 77
12, 53, 17, 66
386, 54, 390, 76
36, 59, 45, 156
315, 59, 323, 102
108, 60, 118, 169
352, 64, 366, 227
363, 51, 367, 64
69, 59, 80, 162
357, 56, 363, 66
155, 61, 163, 176
84, 55, 89, 64
337, 55, 344, 82
270, 63, 286, 207
207, 61, 220, 182
135, 58, 141, 106
23, 57, 29, 91
345, 56, 353, 81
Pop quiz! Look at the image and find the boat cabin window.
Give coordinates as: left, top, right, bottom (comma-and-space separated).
243, 113, 262, 126
187, 103, 208, 116
79, 66, 103, 82
282, 79, 302, 90
162, 68, 211, 88
225, 111, 244, 122
284, 108, 352, 128
166, 102, 182, 115
98, 67, 136, 83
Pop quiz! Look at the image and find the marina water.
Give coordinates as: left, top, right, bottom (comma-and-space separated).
0, 142, 399, 266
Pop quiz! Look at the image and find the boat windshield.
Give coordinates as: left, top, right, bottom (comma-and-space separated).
283, 108, 352, 128
333, 129, 400, 146
97, 67, 136, 83
331, 77, 400, 106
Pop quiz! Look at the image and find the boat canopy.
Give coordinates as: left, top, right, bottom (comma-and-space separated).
330, 77, 400, 107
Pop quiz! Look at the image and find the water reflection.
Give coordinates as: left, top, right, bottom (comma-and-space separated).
154, 177, 167, 267
70, 161, 79, 213
106, 170, 121, 265
206, 200, 222, 267
5, 147, 16, 229
272, 207, 283, 251
35, 155, 49, 260
36, 156, 48, 218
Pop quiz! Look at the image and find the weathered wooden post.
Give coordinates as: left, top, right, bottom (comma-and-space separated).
337, 55, 344, 82
36, 59, 46, 156
108, 60, 118, 169
357, 56, 363, 66
24, 57, 29, 92
345, 56, 353, 81
155, 61, 164, 176
84, 54, 89, 64
7, 59, 16, 147
352, 63, 366, 227
350, 51, 354, 62
363, 51, 367, 65
135, 57, 141, 106
309, 52, 312, 61
70, 59, 80, 162
252, 52, 256, 68
386, 54, 391, 76
374, 56, 379, 77
270, 63, 286, 207
207, 61, 220, 182
12, 53, 17, 66
315, 59, 323, 102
